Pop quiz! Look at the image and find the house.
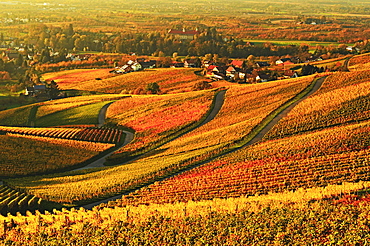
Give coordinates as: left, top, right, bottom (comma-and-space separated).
131, 62, 142, 71
346, 46, 360, 53
205, 65, 226, 80
171, 61, 184, 68
226, 66, 237, 77
276, 58, 293, 65
25, 85, 47, 97
202, 60, 213, 68
256, 74, 270, 82
256, 62, 270, 68
283, 70, 299, 78
25, 87, 35, 96
139, 60, 156, 69
184, 59, 197, 68
168, 28, 200, 40
226, 66, 248, 82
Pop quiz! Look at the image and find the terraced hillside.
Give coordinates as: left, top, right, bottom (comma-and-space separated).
4, 75, 315, 205
98, 69, 369, 207
0, 66, 370, 244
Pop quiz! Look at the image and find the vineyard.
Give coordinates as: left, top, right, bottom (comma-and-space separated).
2, 188, 370, 244
0, 126, 125, 144
0, 63, 370, 244
3, 75, 315, 205
105, 90, 215, 163
0, 104, 36, 127
263, 70, 370, 140
35, 94, 126, 119
348, 53, 370, 70
110, 120, 370, 205
0, 184, 48, 216
35, 99, 121, 127
0, 133, 115, 177
48, 68, 214, 94
41, 69, 116, 88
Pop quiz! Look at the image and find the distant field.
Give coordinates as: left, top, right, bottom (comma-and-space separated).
42, 69, 115, 88
245, 39, 340, 47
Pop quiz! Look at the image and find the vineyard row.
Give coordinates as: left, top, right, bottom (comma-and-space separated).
0, 185, 44, 216
0, 126, 124, 144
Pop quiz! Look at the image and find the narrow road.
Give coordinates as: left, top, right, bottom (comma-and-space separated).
73, 101, 134, 171
74, 131, 134, 171
245, 76, 326, 146
98, 102, 113, 127
199, 90, 226, 127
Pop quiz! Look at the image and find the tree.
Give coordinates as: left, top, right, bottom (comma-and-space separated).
145, 82, 160, 94
156, 57, 172, 68
48, 80, 60, 99
15, 54, 24, 67
192, 81, 212, 91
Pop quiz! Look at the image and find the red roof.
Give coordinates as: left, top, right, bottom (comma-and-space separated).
168, 29, 199, 35
231, 60, 244, 67
207, 65, 218, 70
277, 61, 295, 66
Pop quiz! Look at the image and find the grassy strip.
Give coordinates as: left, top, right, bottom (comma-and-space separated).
27, 105, 39, 127
35, 101, 114, 127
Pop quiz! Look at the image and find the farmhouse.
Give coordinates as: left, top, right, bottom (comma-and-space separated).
25, 85, 47, 97
256, 61, 270, 68
171, 61, 184, 68
276, 58, 293, 65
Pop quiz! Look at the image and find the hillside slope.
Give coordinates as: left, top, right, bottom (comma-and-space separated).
5, 76, 314, 205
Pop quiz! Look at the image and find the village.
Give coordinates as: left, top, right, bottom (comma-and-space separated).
111, 55, 325, 84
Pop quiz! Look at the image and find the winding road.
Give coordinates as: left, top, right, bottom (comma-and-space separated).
74, 102, 134, 171
80, 77, 326, 209
74, 90, 226, 171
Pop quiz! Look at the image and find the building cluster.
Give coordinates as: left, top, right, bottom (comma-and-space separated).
110, 58, 157, 74
203, 58, 298, 83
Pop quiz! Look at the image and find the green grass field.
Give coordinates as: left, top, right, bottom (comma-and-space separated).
35, 101, 113, 127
